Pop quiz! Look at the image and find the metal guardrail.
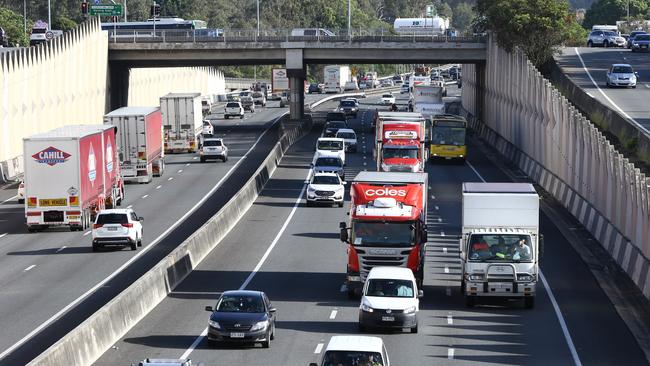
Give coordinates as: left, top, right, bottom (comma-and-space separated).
106, 28, 486, 44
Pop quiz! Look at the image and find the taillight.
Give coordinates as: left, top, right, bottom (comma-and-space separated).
93, 224, 103, 229
121, 223, 133, 228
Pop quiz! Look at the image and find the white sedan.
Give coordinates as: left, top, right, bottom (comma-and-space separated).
381, 94, 396, 105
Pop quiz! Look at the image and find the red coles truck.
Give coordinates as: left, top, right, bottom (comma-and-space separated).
104, 107, 165, 183
23, 125, 124, 232
374, 112, 427, 173
339, 171, 428, 297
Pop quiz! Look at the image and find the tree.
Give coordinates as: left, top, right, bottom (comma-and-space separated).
53, 15, 76, 32
0, 7, 30, 47
477, 0, 571, 67
453, 2, 475, 33
583, 0, 649, 29
437, 2, 453, 19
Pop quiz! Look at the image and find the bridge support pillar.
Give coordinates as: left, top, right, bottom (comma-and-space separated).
108, 63, 130, 112
286, 49, 305, 121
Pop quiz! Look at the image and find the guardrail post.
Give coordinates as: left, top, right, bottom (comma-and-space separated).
193, 29, 196, 43
162, 30, 165, 43
381, 28, 383, 42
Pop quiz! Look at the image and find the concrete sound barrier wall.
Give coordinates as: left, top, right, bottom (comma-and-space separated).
462, 36, 650, 300
128, 67, 226, 106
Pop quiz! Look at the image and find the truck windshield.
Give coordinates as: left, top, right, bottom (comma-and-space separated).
431, 126, 466, 146
468, 234, 533, 262
322, 351, 384, 366
318, 141, 343, 150
383, 147, 418, 159
352, 222, 415, 247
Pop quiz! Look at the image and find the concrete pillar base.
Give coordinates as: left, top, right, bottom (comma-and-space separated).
287, 68, 306, 121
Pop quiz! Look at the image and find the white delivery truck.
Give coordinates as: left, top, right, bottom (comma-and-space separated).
412, 85, 445, 118
324, 65, 350, 93
160, 93, 203, 153
104, 107, 165, 183
460, 183, 542, 309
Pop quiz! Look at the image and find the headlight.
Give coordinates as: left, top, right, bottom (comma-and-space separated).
468, 273, 484, 281
250, 320, 269, 332
360, 303, 374, 313
307, 186, 316, 193
517, 274, 535, 282
208, 320, 221, 329
404, 306, 416, 314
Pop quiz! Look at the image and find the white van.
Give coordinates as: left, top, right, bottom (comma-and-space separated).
315, 137, 346, 164
309, 336, 390, 366
291, 28, 335, 37
359, 266, 422, 333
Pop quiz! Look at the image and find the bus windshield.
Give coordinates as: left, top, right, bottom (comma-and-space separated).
431, 126, 465, 146
352, 222, 415, 247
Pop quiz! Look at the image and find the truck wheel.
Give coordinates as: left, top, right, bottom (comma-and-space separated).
225, 115, 229, 119
222, 155, 228, 162
240, 115, 244, 119
464, 295, 475, 308
18, 198, 24, 204
347, 288, 357, 300
27, 226, 36, 233
524, 297, 535, 309
358, 322, 367, 333
200, 157, 206, 163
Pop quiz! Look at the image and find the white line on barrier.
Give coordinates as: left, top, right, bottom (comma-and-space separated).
168, 177, 174, 181
441, 231, 445, 237
0, 195, 17, 205
156, 185, 162, 190
83, 231, 91, 236
193, 157, 198, 160
186, 163, 190, 166
24, 265, 36, 272
126, 205, 133, 209
443, 247, 447, 254
447, 314, 453, 325
466, 159, 582, 366
0, 233, 7, 239
448, 348, 455, 359
329, 309, 338, 319
444, 266, 450, 274
314, 343, 324, 354
178, 170, 183, 173
56, 246, 67, 253
0, 114, 280, 362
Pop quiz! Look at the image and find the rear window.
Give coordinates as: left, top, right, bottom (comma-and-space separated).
312, 175, 340, 185
226, 102, 240, 108
326, 121, 347, 129
636, 35, 650, 40
96, 213, 128, 225
337, 132, 356, 139
318, 140, 343, 150
340, 101, 355, 107
316, 157, 342, 167
382, 94, 393, 98
203, 140, 222, 146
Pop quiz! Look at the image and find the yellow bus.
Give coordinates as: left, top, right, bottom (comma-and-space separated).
429, 114, 467, 162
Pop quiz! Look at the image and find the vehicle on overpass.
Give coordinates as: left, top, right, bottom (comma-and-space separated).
359, 266, 422, 333
23, 125, 124, 232
104, 107, 165, 183
606, 64, 638, 88
306, 172, 345, 207
339, 171, 428, 297
199, 138, 228, 163
290, 28, 335, 37
92, 208, 143, 251
324, 65, 351, 94
429, 114, 467, 162
460, 183, 542, 309
29, 20, 63, 46
394, 17, 449, 35
375, 112, 426, 172
161, 93, 203, 153
132, 359, 193, 366
309, 336, 390, 366
205, 290, 276, 348
101, 18, 219, 41
630, 33, 650, 51
101, 18, 207, 31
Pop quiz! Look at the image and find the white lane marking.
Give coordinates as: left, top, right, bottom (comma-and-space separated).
168, 177, 174, 181
329, 310, 338, 320
340, 284, 347, 293
156, 185, 162, 190
193, 156, 198, 160
434, 205, 439, 210
448, 348, 455, 359
466, 160, 484, 181
444, 266, 450, 274
0, 116, 277, 361
438, 217, 442, 222
541, 272, 582, 366
443, 247, 447, 254
468, 157, 583, 366
83, 231, 91, 236
126, 205, 133, 209
431, 195, 436, 199
574, 47, 640, 127
177, 169, 183, 173
142, 195, 149, 199
0, 233, 7, 239
1, 195, 18, 204
55, 246, 67, 253
441, 231, 445, 237
24, 265, 36, 272
186, 163, 190, 166
314, 343, 324, 354
447, 314, 453, 325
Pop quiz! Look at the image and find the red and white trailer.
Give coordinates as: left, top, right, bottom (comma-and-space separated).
104, 106, 165, 183
374, 112, 427, 172
23, 125, 124, 232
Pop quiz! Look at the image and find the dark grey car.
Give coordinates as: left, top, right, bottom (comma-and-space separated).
631, 34, 650, 52
205, 290, 276, 348
313, 156, 345, 181
323, 120, 348, 137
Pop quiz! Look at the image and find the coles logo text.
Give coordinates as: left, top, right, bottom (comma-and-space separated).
365, 188, 407, 197
32, 146, 71, 166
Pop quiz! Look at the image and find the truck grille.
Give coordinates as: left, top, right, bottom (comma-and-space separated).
315, 190, 334, 196
389, 165, 413, 172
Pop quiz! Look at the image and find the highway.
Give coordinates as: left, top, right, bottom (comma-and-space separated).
555, 47, 650, 131
93, 92, 647, 366
0, 95, 333, 365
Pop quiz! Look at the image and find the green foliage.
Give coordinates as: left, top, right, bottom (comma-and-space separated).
453, 2, 475, 32
564, 16, 588, 46
583, 0, 649, 29
477, 0, 572, 67
53, 15, 76, 32
0, 7, 30, 47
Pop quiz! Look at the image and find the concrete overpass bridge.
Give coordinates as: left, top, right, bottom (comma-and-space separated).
107, 29, 488, 118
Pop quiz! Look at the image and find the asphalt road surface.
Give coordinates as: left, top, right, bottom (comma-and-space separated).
555, 47, 650, 131
94, 94, 647, 366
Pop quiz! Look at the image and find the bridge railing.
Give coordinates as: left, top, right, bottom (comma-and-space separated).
106, 28, 486, 44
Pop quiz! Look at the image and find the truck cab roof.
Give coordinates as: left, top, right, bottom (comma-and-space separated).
353, 171, 427, 184
105, 106, 159, 116
463, 182, 535, 194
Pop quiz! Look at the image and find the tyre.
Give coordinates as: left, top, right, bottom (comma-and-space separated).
604, 40, 609, 48
130, 241, 137, 251
92, 243, 99, 252
347, 288, 357, 299
240, 115, 244, 119
633, 85, 637, 89
465, 295, 475, 308
261, 331, 270, 348
18, 198, 24, 204
270, 325, 275, 340
306, 200, 313, 207
524, 297, 535, 309
27, 226, 36, 233
358, 322, 367, 333
200, 157, 206, 163
225, 115, 229, 119
338, 202, 344, 208
207, 339, 217, 348
137, 235, 143, 247
587, 40, 593, 47
410, 324, 418, 334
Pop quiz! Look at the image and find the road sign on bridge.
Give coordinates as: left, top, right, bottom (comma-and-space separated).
90, 4, 123, 16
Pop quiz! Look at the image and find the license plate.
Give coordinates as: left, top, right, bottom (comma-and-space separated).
230, 332, 245, 338
108, 227, 118, 231
381, 316, 395, 322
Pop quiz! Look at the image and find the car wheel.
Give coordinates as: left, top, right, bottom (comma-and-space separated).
92, 243, 99, 252
411, 323, 418, 334
18, 198, 24, 204
465, 295, 475, 308
358, 322, 367, 333
270, 324, 275, 340
130, 241, 137, 251
240, 115, 244, 119
524, 297, 535, 309
587, 41, 593, 47
306, 200, 313, 207
261, 331, 270, 348
200, 157, 205, 163
207, 339, 218, 348
338, 202, 344, 208
137, 233, 143, 247
604, 40, 609, 48
225, 115, 229, 119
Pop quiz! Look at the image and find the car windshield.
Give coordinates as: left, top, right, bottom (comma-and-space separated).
215, 295, 265, 313
327, 113, 346, 120
366, 279, 415, 297
340, 101, 355, 107
612, 66, 633, 73
315, 157, 343, 167
383, 147, 419, 159
326, 121, 347, 129
322, 351, 384, 366
318, 140, 343, 150
312, 175, 340, 185
239, 91, 251, 97
337, 132, 356, 139
226, 102, 239, 108
352, 222, 415, 247
96, 213, 128, 225
203, 140, 222, 147
253, 92, 263, 97
431, 126, 466, 146
605, 31, 617, 36
636, 35, 650, 40
468, 234, 534, 262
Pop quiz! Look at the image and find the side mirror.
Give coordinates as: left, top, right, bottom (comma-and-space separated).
421, 228, 428, 244
539, 234, 545, 258
138, 217, 144, 221
418, 290, 424, 298
269, 307, 277, 313
339, 222, 349, 243
205, 306, 213, 312
310, 163, 314, 167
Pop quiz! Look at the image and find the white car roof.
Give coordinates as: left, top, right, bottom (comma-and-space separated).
312, 172, 340, 178
612, 63, 632, 67
325, 336, 385, 353
97, 209, 133, 215
367, 266, 416, 281
318, 137, 345, 142
336, 128, 356, 135
204, 138, 223, 142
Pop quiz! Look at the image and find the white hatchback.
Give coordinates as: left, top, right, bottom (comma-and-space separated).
202, 120, 214, 135
310, 336, 390, 366
381, 94, 396, 105
92, 209, 143, 251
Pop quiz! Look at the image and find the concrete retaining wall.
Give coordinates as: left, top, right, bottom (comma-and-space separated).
462, 36, 650, 300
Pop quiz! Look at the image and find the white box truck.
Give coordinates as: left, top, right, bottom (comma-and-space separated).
412, 85, 445, 118
324, 65, 350, 94
160, 93, 202, 153
460, 182, 542, 309
104, 107, 165, 183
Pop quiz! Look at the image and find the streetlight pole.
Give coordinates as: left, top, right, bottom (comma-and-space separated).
627, 0, 630, 24
124, 0, 127, 22
256, 0, 260, 36
347, 0, 351, 37
47, 0, 51, 30
23, 0, 27, 36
